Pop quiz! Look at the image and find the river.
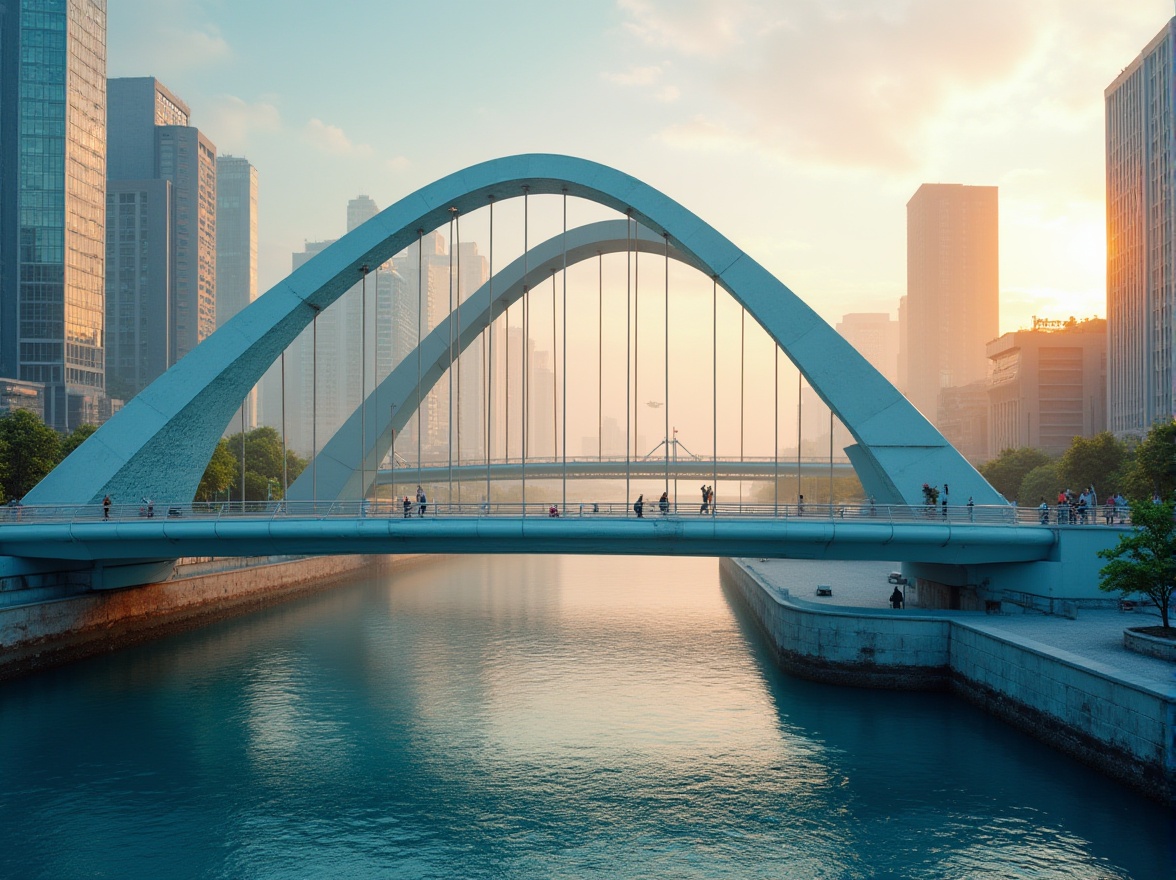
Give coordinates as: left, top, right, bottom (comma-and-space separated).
0, 554, 1171, 878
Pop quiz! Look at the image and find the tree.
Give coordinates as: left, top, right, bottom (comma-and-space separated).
59, 423, 98, 461
979, 447, 1054, 502
1120, 420, 1176, 500
1057, 432, 1127, 498
224, 427, 307, 501
1018, 461, 1061, 508
196, 439, 237, 502
0, 409, 60, 500
1098, 499, 1176, 629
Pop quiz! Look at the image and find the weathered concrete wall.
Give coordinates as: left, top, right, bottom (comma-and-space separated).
722, 557, 1176, 804
0, 554, 431, 679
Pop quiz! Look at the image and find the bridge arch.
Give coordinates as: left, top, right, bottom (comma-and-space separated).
26, 154, 1001, 507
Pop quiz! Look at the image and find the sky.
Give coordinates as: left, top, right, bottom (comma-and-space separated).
106, 1, 1176, 469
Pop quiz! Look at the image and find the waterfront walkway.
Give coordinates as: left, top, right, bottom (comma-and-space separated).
738, 558, 1176, 694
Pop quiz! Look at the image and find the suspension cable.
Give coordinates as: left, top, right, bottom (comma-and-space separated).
486, 195, 494, 508
774, 344, 779, 515
797, 370, 802, 507
416, 229, 423, 495
455, 208, 462, 505
625, 212, 632, 511
522, 186, 529, 516
598, 251, 603, 462
360, 264, 368, 503
664, 232, 670, 503
712, 276, 717, 518
312, 310, 318, 502
281, 350, 287, 498
447, 209, 455, 504
551, 269, 557, 479
740, 306, 745, 509
561, 189, 568, 513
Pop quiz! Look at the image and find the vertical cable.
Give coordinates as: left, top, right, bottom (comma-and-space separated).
455, 209, 463, 505
360, 264, 367, 503
447, 210, 455, 504
372, 265, 378, 502
281, 350, 288, 498
634, 234, 640, 460
625, 213, 632, 509
664, 232, 669, 503
712, 276, 717, 517
522, 187, 529, 515
240, 402, 245, 507
598, 251, 603, 462
416, 230, 423, 491
552, 270, 557, 473
774, 345, 779, 515
740, 306, 745, 509
797, 370, 802, 507
312, 311, 318, 503
487, 196, 494, 508
829, 408, 834, 510
561, 190, 568, 513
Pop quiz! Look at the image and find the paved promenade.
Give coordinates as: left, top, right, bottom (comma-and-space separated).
738, 558, 1176, 694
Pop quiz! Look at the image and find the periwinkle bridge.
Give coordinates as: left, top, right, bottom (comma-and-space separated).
8, 154, 1101, 599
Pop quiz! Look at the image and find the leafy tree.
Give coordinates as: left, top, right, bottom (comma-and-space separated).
59, 422, 98, 461
1120, 420, 1176, 500
1057, 432, 1127, 499
0, 409, 60, 500
1018, 461, 1061, 508
979, 446, 1054, 502
224, 427, 307, 501
196, 439, 237, 502
1098, 499, 1176, 629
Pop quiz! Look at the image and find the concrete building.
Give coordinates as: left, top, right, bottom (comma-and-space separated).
936, 381, 989, 465
216, 156, 259, 429
987, 317, 1108, 456
0, 1, 108, 430
837, 312, 899, 384
105, 77, 217, 398
901, 184, 999, 426
1106, 18, 1176, 436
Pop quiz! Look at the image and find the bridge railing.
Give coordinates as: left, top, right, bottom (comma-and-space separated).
0, 499, 1128, 526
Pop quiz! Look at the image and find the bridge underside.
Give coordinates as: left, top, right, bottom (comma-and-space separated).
0, 519, 1054, 566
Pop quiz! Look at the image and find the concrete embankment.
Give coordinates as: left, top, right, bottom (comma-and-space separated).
0, 554, 429, 680
721, 557, 1176, 805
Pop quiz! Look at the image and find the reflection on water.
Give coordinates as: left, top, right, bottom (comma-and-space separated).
0, 555, 1171, 879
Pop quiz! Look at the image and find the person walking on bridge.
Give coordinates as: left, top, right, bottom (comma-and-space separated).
700, 484, 709, 514
633, 494, 644, 518
659, 491, 670, 515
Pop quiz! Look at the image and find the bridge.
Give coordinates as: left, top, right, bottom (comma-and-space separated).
8, 153, 1111, 602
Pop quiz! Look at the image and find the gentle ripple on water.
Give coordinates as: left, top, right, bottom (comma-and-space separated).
0, 554, 1172, 879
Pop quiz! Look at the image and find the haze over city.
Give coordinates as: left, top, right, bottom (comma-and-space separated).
110, 0, 1170, 334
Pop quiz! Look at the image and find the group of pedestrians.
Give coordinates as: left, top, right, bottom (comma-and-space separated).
699, 484, 714, 513
1037, 486, 1125, 525
401, 486, 428, 518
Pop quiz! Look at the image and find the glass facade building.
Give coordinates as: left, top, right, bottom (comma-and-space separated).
1105, 18, 1176, 436
0, 0, 107, 430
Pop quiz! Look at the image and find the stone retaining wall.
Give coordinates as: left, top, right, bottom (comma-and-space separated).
721, 557, 1176, 804
0, 554, 430, 679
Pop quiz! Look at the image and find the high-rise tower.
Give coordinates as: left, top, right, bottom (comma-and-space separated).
1106, 18, 1176, 436
0, 0, 108, 430
901, 184, 999, 425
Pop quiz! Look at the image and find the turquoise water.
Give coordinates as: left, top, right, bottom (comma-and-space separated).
0, 555, 1171, 879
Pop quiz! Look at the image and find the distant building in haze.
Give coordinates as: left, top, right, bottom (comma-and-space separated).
1106, 18, 1176, 436
0, 1, 108, 430
900, 183, 999, 427
105, 77, 217, 400
836, 312, 899, 384
987, 317, 1107, 456
216, 156, 259, 429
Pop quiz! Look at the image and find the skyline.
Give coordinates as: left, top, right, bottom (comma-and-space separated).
107, 1, 1176, 334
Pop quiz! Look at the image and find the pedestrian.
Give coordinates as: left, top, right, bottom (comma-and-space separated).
633, 494, 644, 518
889, 586, 904, 609
1038, 497, 1049, 524
707, 485, 715, 512
659, 491, 669, 515
967, 496, 974, 522
700, 484, 709, 514
1103, 497, 1114, 525
418, 487, 427, 517
1057, 489, 1068, 524
797, 494, 805, 516
549, 504, 560, 517
941, 483, 949, 517
102, 494, 111, 520
403, 495, 412, 518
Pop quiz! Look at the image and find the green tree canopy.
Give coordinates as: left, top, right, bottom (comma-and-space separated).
979, 447, 1054, 503
196, 439, 237, 502
1057, 432, 1127, 499
1018, 461, 1061, 508
1098, 499, 1176, 629
1120, 420, 1176, 500
224, 427, 307, 501
0, 409, 60, 501
59, 422, 98, 461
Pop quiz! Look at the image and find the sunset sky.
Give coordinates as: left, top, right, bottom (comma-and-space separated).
108, 1, 1176, 332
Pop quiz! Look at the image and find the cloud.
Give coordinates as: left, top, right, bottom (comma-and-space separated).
603, 64, 666, 87
303, 119, 373, 157
616, 0, 1173, 171
205, 96, 281, 152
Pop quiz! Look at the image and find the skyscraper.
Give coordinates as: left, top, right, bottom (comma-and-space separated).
105, 77, 216, 398
216, 156, 258, 428
1106, 18, 1176, 436
901, 183, 999, 424
836, 312, 899, 384
0, 0, 108, 430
